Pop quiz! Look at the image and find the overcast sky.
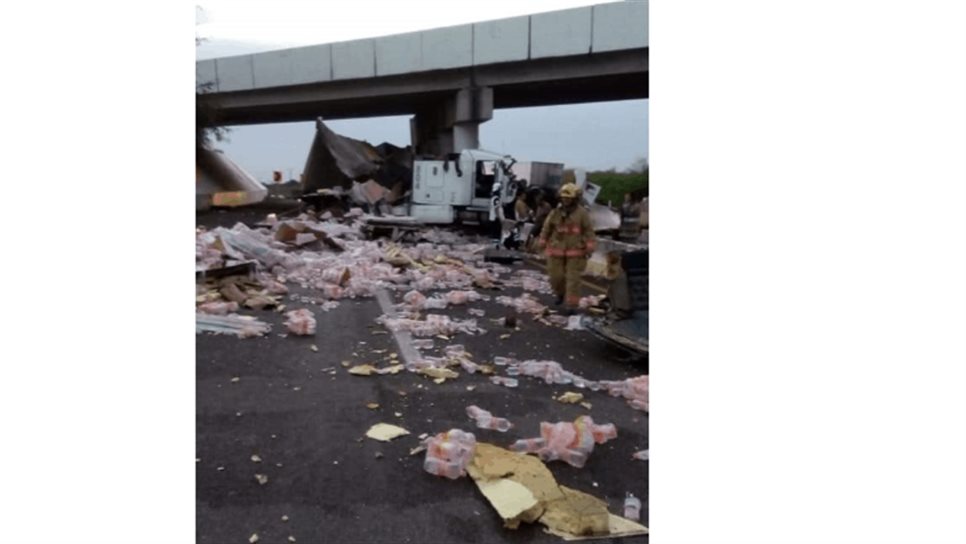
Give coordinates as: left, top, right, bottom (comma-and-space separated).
196, 1, 648, 182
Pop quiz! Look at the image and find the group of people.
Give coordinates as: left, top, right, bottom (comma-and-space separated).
507, 183, 647, 315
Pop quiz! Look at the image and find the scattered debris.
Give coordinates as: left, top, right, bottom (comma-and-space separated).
366, 403, 380, 410
466, 442, 614, 537
231, 377, 240, 383
555, 392, 584, 404
348, 364, 377, 376
197, 301, 240, 315
249, 533, 259, 544
366, 423, 410, 442
564, 315, 584, 331
284, 308, 317, 336
423, 429, 477, 479
466, 405, 513, 432
580, 401, 593, 410
377, 314, 484, 337
632, 450, 649, 461
310, 344, 319, 352
196, 313, 271, 338
281, 515, 289, 522
251, 455, 262, 463
418, 367, 459, 381
600, 376, 649, 412
490, 376, 519, 388
623, 494, 641, 521
254, 474, 269, 485
510, 416, 618, 468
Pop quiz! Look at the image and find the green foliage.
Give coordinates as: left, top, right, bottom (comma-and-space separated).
588, 170, 648, 205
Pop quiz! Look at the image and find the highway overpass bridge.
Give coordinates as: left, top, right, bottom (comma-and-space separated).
196, 1, 647, 155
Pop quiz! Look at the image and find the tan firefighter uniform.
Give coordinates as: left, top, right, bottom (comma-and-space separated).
539, 188, 597, 309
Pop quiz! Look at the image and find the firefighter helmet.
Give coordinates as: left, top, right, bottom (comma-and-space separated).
559, 183, 580, 199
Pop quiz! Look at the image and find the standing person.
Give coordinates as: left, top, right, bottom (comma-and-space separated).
538, 183, 597, 314
619, 192, 642, 243
526, 190, 553, 252
513, 191, 532, 221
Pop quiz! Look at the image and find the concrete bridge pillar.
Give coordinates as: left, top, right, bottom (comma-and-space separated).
411, 87, 493, 156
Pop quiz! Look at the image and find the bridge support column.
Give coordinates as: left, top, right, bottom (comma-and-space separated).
411, 87, 492, 156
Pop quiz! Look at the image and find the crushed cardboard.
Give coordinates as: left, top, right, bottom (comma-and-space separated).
467, 442, 615, 537
349, 364, 377, 376
545, 514, 649, 541
365, 423, 410, 442
418, 367, 459, 381
555, 392, 585, 404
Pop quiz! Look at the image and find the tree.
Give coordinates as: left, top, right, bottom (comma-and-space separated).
626, 156, 648, 174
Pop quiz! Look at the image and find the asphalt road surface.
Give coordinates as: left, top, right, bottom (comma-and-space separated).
197, 208, 649, 544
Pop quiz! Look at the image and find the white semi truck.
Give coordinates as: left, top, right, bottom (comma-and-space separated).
408, 149, 525, 225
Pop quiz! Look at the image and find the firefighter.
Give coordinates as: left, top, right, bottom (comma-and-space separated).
538, 183, 597, 314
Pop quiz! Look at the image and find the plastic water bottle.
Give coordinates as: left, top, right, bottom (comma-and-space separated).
490, 376, 518, 388
505, 366, 520, 376
487, 416, 512, 432
510, 437, 545, 452
493, 356, 511, 366
623, 493, 641, 521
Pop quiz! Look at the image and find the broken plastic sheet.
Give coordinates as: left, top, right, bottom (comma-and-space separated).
196, 313, 271, 338
213, 224, 297, 270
